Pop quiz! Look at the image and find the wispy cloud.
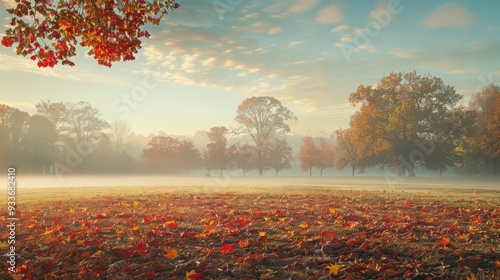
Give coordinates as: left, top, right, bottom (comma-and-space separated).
424, 3, 475, 28
316, 4, 343, 24
246, 21, 284, 35
0, 0, 16, 9
288, 0, 319, 14
0, 99, 35, 112
331, 24, 349, 33
389, 48, 419, 59
288, 41, 303, 48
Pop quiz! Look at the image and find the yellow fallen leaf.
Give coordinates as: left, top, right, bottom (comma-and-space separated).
326, 263, 341, 276
467, 273, 477, 280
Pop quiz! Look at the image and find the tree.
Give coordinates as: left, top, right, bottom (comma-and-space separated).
35, 100, 66, 133
106, 121, 135, 155
23, 115, 58, 173
2, 0, 180, 67
206, 126, 229, 176
0, 104, 30, 169
235, 96, 296, 176
141, 135, 180, 173
463, 84, 500, 175
265, 138, 293, 176
62, 101, 109, 147
227, 143, 257, 176
335, 128, 365, 176
299, 136, 319, 177
176, 140, 202, 176
348, 71, 463, 176
316, 136, 335, 176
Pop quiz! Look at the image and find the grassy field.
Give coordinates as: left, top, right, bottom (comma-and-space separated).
2, 179, 500, 279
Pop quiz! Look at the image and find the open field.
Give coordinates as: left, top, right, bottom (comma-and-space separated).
1, 176, 500, 279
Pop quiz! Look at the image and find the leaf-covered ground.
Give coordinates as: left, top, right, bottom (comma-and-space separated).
2, 188, 500, 279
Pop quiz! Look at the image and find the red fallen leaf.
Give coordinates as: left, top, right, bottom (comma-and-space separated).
119, 249, 135, 259
143, 217, 151, 223
84, 238, 101, 248
456, 256, 483, 268
182, 231, 199, 238
92, 268, 104, 274
137, 241, 148, 254
146, 271, 155, 279
163, 220, 178, 227
199, 262, 207, 271
186, 270, 204, 280
220, 244, 234, 254
124, 266, 133, 274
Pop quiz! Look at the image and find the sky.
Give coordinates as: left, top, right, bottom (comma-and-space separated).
0, 0, 499, 137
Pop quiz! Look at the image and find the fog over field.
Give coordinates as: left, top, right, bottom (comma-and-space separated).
16, 175, 500, 189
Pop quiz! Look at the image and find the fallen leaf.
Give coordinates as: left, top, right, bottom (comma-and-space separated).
220, 244, 233, 254
326, 263, 341, 276
163, 248, 178, 259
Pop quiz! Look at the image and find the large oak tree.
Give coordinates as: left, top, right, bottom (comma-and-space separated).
349, 71, 463, 176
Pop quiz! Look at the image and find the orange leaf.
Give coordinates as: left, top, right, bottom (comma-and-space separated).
238, 240, 249, 248
163, 248, 178, 259
438, 237, 450, 246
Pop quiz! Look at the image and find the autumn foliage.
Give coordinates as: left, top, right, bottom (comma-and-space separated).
2, 190, 500, 278
1, 0, 180, 67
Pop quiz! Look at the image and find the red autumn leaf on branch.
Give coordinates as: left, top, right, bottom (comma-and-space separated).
1, 0, 180, 67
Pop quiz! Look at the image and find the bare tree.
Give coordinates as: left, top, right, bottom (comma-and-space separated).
107, 121, 135, 155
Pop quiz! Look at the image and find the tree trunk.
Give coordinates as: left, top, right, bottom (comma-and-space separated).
243, 169, 246, 177
320, 168, 323, 176
408, 167, 416, 177
258, 151, 263, 176
309, 166, 312, 177
494, 157, 498, 176
439, 168, 442, 177
276, 169, 278, 177
352, 166, 354, 177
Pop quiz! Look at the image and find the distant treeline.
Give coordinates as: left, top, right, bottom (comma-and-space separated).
1, 71, 498, 176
